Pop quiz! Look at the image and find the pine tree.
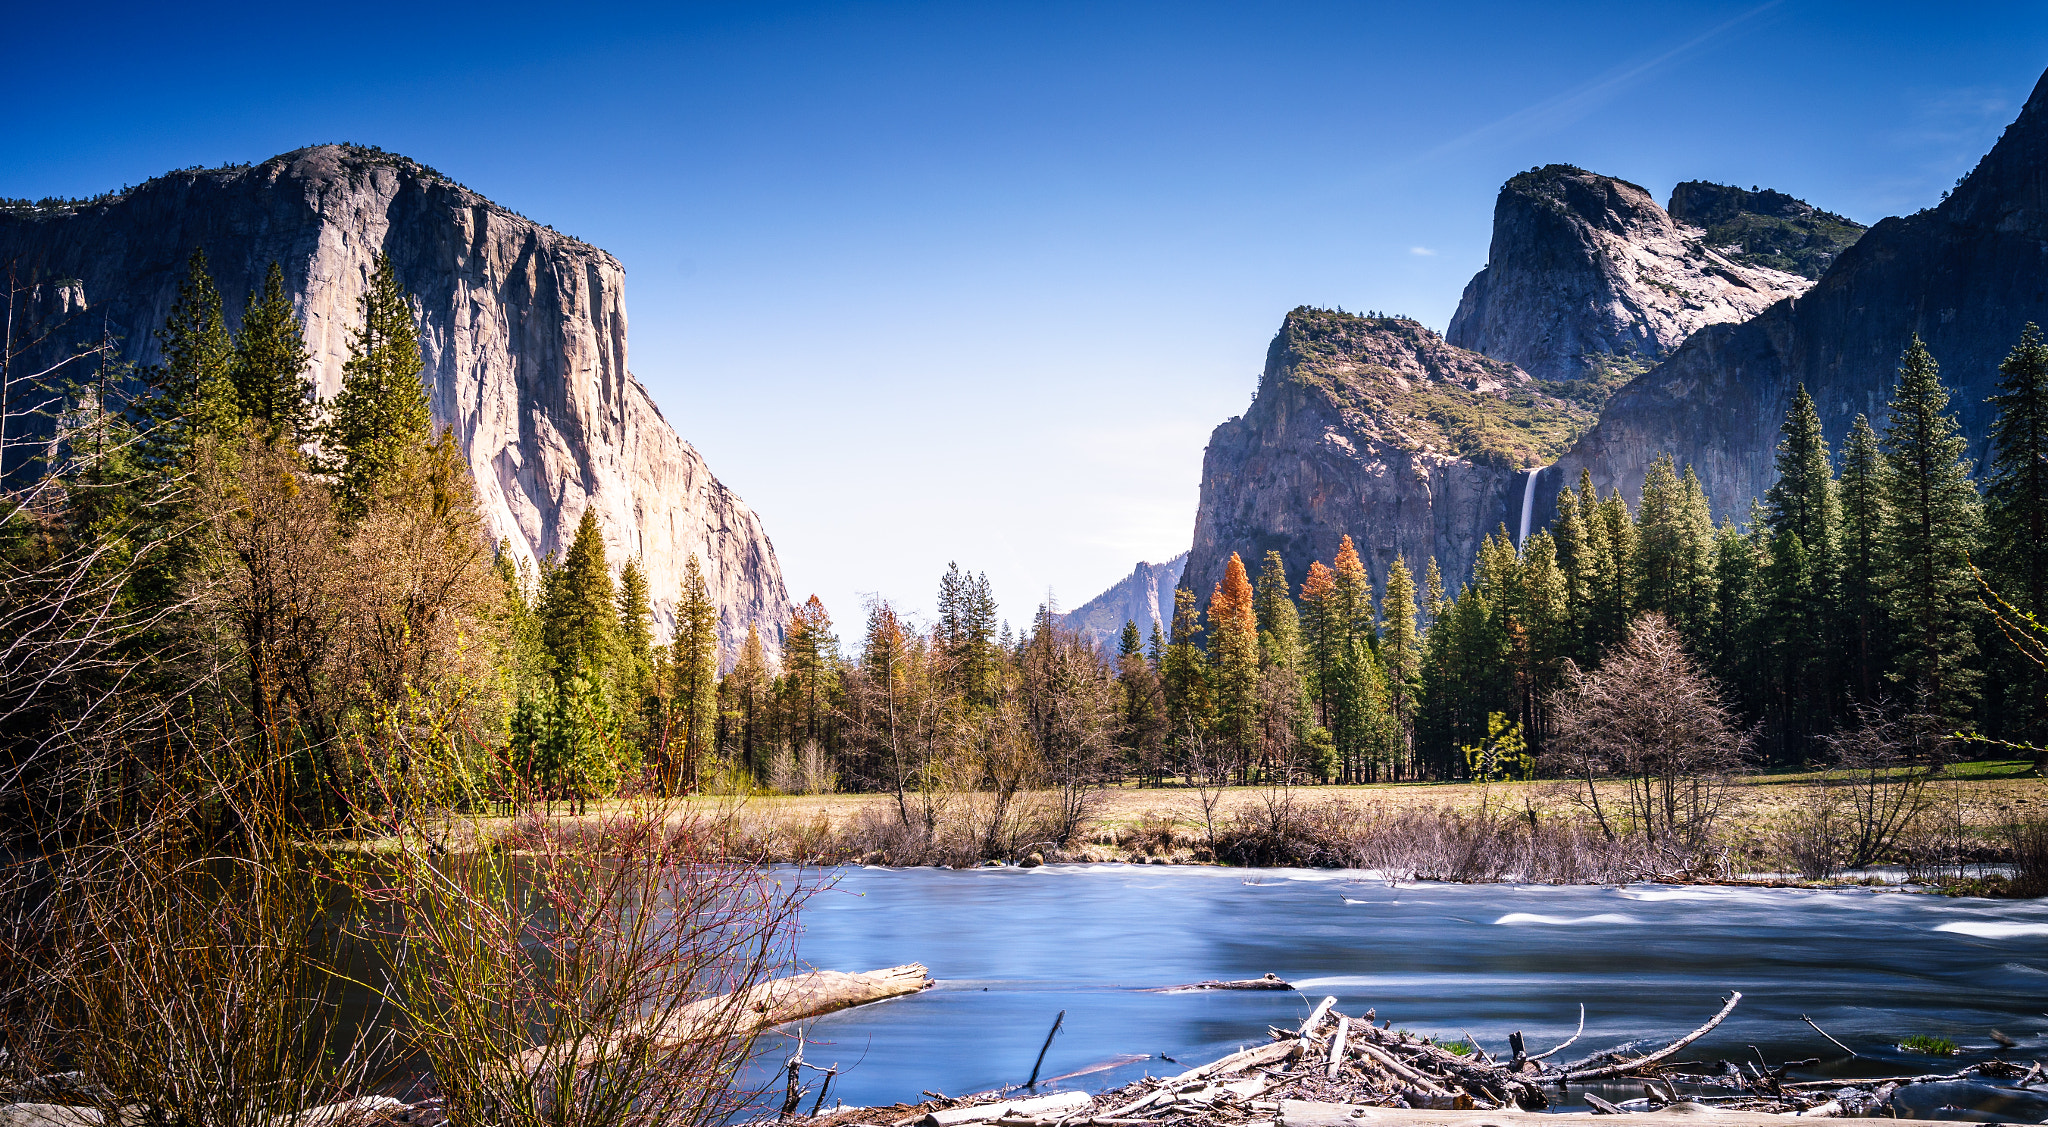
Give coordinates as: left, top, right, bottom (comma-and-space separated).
784, 595, 840, 748
1423, 557, 1445, 627
1209, 554, 1261, 760
1765, 386, 1841, 574
1838, 414, 1888, 703
616, 556, 655, 682
721, 623, 773, 781
1299, 559, 1340, 726
1635, 456, 1718, 641
145, 249, 238, 462
937, 561, 998, 706
323, 255, 430, 521
668, 553, 720, 793
542, 510, 618, 679
1982, 324, 2048, 736
232, 262, 314, 441
1254, 550, 1302, 673
1588, 487, 1638, 653
1879, 336, 1983, 725
1160, 585, 1214, 760
1708, 517, 1767, 722
1380, 556, 1421, 751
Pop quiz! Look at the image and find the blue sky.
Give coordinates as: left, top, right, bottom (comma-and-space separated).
9, 1, 2047, 634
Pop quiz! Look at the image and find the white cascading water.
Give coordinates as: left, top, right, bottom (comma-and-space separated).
1517, 466, 1544, 547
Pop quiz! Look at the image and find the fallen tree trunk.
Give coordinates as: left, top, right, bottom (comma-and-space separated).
511, 963, 933, 1075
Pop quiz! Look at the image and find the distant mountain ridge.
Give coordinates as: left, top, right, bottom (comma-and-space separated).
0, 144, 790, 655
1060, 553, 1186, 650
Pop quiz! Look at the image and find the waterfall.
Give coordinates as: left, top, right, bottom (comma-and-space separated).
1517, 466, 1545, 548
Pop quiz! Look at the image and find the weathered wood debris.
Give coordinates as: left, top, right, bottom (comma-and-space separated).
784, 990, 2048, 1127
513, 962, 933, 1074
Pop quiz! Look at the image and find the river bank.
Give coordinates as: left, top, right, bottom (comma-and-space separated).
465, 763, 2048, 889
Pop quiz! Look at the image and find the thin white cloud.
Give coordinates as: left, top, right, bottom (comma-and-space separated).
1409, 246, 1438, 256
1414, 1, 1784, 166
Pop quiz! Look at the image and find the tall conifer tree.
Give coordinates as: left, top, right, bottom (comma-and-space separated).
1983, 324, 2048, 736
543, 510, 619, 679
1209, 554, 1261, 758
670, 553, 720, 792
1838, 414, 1888, 703
232, 262, 314, 440
323, 255, 430, 520
147, 249, 238, 461
1380, 557, 1420, 750
1879, 337, 1983, 724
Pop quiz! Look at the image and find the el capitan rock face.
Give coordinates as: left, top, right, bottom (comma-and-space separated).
0, 145, 789, 654
1182, 309, 1577, 612
1059, 552, 1186, 651
1446, 165, 1826, 387
1538, 65, 2048, 532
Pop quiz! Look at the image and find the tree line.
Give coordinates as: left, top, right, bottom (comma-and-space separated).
1138, 330, 2048, 786
8, 243, 2045, 840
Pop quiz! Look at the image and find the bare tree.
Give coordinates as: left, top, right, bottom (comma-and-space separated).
1019, 609, 1116, 846
1548, 613, 1749, 870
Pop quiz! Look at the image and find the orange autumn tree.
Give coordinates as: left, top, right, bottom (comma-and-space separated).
1209, 553, 1261, 761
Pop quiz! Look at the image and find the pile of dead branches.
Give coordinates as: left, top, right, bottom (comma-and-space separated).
782, 990, 2046, 1127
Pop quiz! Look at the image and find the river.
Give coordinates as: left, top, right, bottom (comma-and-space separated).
751, 865, 2048, 1120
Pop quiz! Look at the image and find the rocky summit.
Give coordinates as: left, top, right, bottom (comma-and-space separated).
1181, 309, 1577, 612
1059, 552, 1186, 650
0, 145, 790, 654
1446, 165, 1828, 391
1540, 65, 2048, 532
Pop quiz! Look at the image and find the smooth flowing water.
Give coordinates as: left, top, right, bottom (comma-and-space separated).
757, 866, 2048, 1119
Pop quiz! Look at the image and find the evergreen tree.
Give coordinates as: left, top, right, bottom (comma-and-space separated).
1208, 554, 1261, 760
1380, 556, 1421, 753
1708, 517, 1767, 723
542, 510, 618, 679
1160, 586, 1214, 760
1765, 386, 1841, 572
937, 561, 999, 706
783, 595, 840, 748
616, 556, 654, 685
1634, 456, 1718, 641
1838, 414, 1888, 703
670, 553, 720, 793
1422, 557, 1445, 627
1254, 550, 1302, 672
1982, 324, 2048, 736
720, 623, 773, 782
231, 262, 314, 441
1879, 337, 1983, 725
144, 249, 238, 463
1117, 619, 1165, 777
1587, 486, 1638, 654
322, 255, 430, 521
1299, 559, 1340, 726
1515, 530, 1572, 751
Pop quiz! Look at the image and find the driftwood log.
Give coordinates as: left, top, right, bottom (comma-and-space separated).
513, 963, 933, 1074
1155, 974, 1294, 992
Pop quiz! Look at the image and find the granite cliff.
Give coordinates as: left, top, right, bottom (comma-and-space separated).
1445, 166, 1853, 391
1181, 309, 1584, 612
1059, 553, 1186, 650
1539, 64, 2048, 531
0, 145, 789, 654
